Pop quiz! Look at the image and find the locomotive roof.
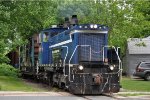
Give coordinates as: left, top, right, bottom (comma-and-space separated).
41, 27, 67, 32
55, 24, 108, 35
40, 24, 109, 40
49, 24, 109, 48
41, 24, 108, 32
73, 24, 108, 30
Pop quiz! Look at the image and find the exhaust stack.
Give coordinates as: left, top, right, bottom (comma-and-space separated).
71, 15, 78, 25
63, 17, 70, 28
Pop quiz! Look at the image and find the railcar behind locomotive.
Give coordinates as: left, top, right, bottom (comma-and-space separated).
20, 15, 122, 94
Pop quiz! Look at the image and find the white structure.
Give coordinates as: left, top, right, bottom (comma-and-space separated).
126, 36, 150, 76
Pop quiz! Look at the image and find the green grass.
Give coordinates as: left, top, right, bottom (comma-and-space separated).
0, 76, 48, 92
121, 77, 150, 92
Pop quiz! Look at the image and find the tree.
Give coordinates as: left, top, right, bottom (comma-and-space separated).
134, 0, 150, 37
0, 0, 58, 63
76, 0, 150, 56
0, 0, 149, 63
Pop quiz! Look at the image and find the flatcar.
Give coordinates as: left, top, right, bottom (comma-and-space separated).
20, 15, 122, 94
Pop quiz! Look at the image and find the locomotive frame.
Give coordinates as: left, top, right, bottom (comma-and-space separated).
20, 15, 122, 94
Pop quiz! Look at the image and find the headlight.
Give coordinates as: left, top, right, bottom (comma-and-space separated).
84, 26, 88, 28
78, 65, 84, 70
109, 65, 114, 71
94, 25, 98, 28
90, 25, 94, 28
79, 26, 82, 28
103, 26, 106, 29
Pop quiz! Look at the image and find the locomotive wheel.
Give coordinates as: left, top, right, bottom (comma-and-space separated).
21, 73, 26, 79
47, 77, 54, 87
50, 80, 55, 87
51, 81, 58, 87
59, 82, 65, 89
33, 75, 39, 83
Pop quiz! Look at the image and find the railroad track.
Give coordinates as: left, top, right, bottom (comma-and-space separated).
23, 78, 116, 99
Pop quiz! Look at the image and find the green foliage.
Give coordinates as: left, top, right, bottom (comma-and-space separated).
0, 54, 10, 63
9, 0, 58, 38
56, 0, 90, 18
68, 0, 150, 56
135, 42, 146, 47
0, 63, 19, 77
56, 0, 145, 55
0, 0, 58, 63
121, 77, 150, 92
0, 0, 150, 63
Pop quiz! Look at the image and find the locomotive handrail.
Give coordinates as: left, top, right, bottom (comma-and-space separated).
68, 45, 91, 82
102, 45, 122, 79
101, 46, 122, 92
36, 61, 39, 74
102, 45, 121, 64
61, 46, 69, 76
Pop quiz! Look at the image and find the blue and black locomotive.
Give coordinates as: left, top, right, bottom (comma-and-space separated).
20, 15, 122, 94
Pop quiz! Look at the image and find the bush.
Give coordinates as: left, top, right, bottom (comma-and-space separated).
0, 54, 10, 63
0, 63, 19, 77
